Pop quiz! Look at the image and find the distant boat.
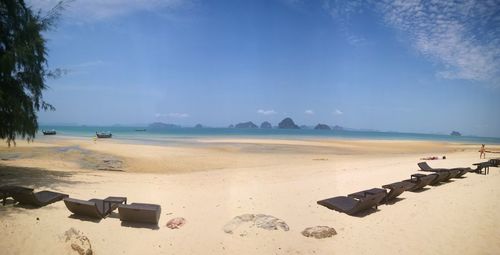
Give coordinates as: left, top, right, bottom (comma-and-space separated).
42, 130, 56, 135
96, 132, 112, 138
135, 129, 146, 132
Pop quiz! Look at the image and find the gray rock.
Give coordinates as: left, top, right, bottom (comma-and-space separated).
278, 118, 299, 129
166, 217, 187, 229
301, 226, 337, 239
260, 121, 272, 129
235, 121, 258, 129
63, 228, 93, 255
223, 214, 289, 234
332, 125, 344, 131
314, 124, 331, 130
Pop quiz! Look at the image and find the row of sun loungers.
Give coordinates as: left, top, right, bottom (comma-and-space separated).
0, 186, 161, 225
0, 186, 68, 206
317, 160, 498, 216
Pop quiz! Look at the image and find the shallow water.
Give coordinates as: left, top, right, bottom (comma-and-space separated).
38, 125, 500, 145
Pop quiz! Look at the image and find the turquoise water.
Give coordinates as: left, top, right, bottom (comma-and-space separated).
38, 125, 500, 145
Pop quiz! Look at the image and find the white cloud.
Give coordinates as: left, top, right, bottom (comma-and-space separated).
27, 0, 189, 22
378, 0, 500, 83
323, 0, 500, 84
257, 109, 277, 115
304, 110, 315, 115
155, 112, 189, 118
333, 109, 343, 115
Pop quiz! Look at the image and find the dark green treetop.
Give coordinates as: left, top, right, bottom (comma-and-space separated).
0, 0, 64, 146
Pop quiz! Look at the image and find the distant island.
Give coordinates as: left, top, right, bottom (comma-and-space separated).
450, 131, 462, 136
260, 121, 272, 129
314, 124, 331, 130
148, 122, 181, 129
194, 124, 203, 128
332, 125, 344, 131
234, 121, 258, 129
278, 118, 299, 129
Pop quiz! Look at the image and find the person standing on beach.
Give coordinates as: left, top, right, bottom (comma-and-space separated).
479, 144, 486, 159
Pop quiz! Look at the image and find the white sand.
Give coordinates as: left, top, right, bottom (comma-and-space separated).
0, 138, 499, 254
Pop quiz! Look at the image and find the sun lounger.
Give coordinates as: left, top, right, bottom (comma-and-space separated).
454, 167, 473, 177
317, 191, 386, 216
348, 188, 387, 204
11, 187, 68, 207
403, 173, 437, 191
64, 196, 126, 219
381, 181, 414, 202
418, 162, 470, 178
0, 185, 27, 206
428, 171, 451, 185
118, 203, 161, 224
489, 158, 500, 167
473, 161, 494, 175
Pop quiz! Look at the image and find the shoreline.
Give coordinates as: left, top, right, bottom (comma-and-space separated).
2, 137, 492, 175
1, 136, 499, 254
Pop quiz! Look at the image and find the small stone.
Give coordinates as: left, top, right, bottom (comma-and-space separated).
36, 217, 39, 221
223, 214, 289, 234
301, 226, 337, 239
63, 228, 93, 255
166, 217, 186, 229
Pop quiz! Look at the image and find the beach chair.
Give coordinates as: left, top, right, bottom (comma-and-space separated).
0, 185, 26, 206
428, 171, 451, 185
381, 181, 414, 202
489, 158, 500, 167
11, 187, 68, 207
489, 159, 499, 167
317, 191, 386, 216
348, 188, 387, 204
118, 203, 161, 224
64, 196, 126, 219
473, 161, 494, 175
418, 162, 471, 178
403, 173, 437, 191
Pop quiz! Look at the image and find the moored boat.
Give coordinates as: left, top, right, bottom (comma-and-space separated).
96, 132, 112, 138
42, 130, 56, 135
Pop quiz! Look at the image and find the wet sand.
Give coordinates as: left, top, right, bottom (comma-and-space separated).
0, 138, 499, 254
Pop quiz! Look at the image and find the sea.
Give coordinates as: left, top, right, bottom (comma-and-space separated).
37, 125, 500, 145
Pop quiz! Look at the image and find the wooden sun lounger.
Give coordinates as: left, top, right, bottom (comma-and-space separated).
11, 187, 68, 207
118, 203, 161, 224
489, 158, 500, 167
348, 188, 387, 204
381, 181, 414, 202
0, 185, 27, 206
403, 173, 437, 191
317, 191, 386, 216
429, 171, 451, 185
473, 161, 494, 175
454, 167, 473, 177
418, 162, 469, 178
64, 196, 126, 219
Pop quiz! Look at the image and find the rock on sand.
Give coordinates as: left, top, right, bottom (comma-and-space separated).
63, 228, 93, 255
223, 214, 289, 234
301, 226, 337, 239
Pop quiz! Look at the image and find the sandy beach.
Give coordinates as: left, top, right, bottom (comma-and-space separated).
1, 137, 499, 254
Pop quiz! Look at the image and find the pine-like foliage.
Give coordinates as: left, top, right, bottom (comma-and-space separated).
0, 0, 63, 146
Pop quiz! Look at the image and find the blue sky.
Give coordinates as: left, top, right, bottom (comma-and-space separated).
30, 0, 500, 137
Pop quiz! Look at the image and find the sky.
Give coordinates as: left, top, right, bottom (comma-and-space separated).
29, 0, 500, 137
